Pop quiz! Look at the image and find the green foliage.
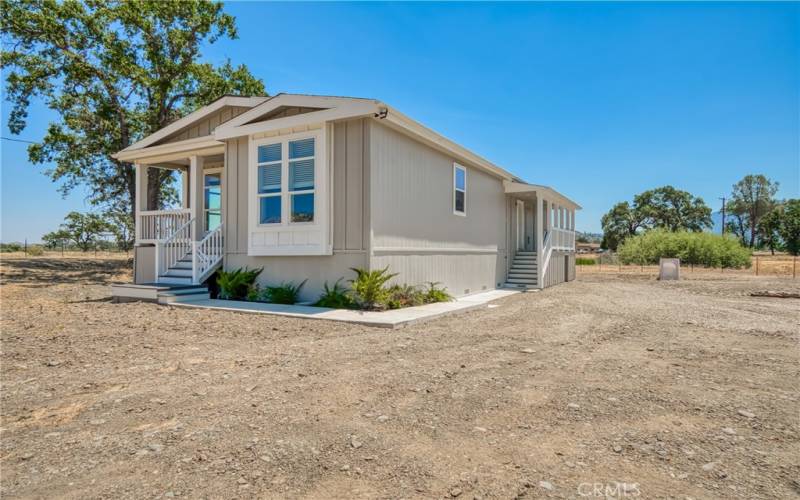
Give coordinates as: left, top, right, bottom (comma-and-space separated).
757, 206, 783, 254
348, 266, 398, 310
1, 0, 266, 218
778, 199, 800, 256
245, 284, 261, 302
217, 267, 263, 300
314, 279, 355, 309
262, 280, 307, 305
0, 243, 23, 252
602, 186, 712, 251
422, 282, 453, 303
46, 211, 111, 252
386, 284, 426, 310
726, 174, 779, 247
576, 257, 596, 265
617, 229, 751, 269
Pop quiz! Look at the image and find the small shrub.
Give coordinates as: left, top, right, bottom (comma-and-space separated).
262, 280, 307, 304
575, 257, 596, 265
0, 242, 22, 252
386, 284, 426, 309
315, 279, 355, 308
349, 266, 398, 310
617, 230, 751, 268
217, 267, 263, 300
423, 282, 453, 303
27, 245, 45, 256
246, 284, 261, 302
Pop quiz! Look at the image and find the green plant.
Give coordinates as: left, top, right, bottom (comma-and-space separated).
217, 267, 263, 300
576, 257, 596, 265
315, 279, 355, 309
617, 229, 751, 269
262, 280, 307, 304
423, 282, 453, 303
386, 284, 426, 309
246, 283, 261, 302
349, 266, 398, 310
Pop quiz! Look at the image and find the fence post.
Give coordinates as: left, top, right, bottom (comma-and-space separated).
794, 256, 797, 279
755, 256, 759, 276
24, 239, 27, 256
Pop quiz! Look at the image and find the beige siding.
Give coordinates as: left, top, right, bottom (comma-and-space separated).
542, 251, 575, 288
368, 121, 508, 296
155, 106, 250, 146
220, 119, 369, 301
134, 245, 156, 284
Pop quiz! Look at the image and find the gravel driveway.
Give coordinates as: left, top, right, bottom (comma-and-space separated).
1, 258, 798, 499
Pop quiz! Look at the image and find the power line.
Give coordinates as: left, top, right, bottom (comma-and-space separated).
1, 136, 39, 144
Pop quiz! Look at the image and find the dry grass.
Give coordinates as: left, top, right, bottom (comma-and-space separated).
577, 252, 799, 278
1, 258, 799, 499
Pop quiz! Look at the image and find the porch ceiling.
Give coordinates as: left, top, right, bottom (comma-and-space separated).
503, 181, 581, 210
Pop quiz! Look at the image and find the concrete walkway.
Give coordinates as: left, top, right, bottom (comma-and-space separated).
169, 288, 524, 328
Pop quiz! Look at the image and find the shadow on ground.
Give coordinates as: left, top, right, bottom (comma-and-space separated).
0, 258, 132, 287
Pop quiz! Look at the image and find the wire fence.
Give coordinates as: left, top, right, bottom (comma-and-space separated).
576, 253, 798, 279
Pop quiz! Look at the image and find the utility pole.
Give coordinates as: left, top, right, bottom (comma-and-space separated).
719, 197, 726, 235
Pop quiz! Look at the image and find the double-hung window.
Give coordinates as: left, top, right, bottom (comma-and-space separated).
257, 143, 282, 224
255, 136, 316, 225
453, 163, 466, 216
288, 138, 315, 223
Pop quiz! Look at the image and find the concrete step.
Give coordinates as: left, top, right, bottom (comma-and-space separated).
158, 290, 210, 305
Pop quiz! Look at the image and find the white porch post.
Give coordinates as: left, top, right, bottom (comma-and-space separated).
189, 155, 204, 240
181, 169, 190, 209
134, 163, 149, 242
189, 155, 204, 283
536, 195, 544, 289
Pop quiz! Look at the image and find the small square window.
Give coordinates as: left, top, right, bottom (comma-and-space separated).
259, 196, 281, 224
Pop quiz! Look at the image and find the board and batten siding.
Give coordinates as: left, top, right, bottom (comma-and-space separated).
368, 120, 508, 296
155, 106, 250, 146
542, 250, 575, 288
220, 118, 369, 301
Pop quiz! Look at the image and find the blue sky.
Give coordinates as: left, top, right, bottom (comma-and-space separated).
2, 1, 798, 242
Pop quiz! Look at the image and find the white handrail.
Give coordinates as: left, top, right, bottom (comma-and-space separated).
193, 223, 224, 283
139, 209, 191, 241
156, 218, 193, 282
540, 229, 554, 287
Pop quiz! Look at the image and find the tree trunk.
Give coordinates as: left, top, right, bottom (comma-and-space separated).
146, 168, 161, 211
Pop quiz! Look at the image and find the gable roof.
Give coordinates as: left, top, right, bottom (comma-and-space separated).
118, 95, 268, 153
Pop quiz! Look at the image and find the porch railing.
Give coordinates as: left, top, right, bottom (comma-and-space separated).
550, 228, 576, 251
193, 224, 224, 283
139, 209, 191, 241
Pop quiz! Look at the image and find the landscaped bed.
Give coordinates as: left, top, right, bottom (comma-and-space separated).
214, 265, 453, 311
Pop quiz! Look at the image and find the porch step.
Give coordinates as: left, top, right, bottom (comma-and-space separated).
157, 275, 194, 285
162, 268, 193, 278
157, 286, 210, 305
507, 251, 539, 288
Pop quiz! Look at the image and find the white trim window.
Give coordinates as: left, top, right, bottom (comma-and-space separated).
453, 163, 467, 216
256, 142, 283, 224
288, 138, 315, 223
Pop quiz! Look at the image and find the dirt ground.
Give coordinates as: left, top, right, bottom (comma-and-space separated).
1, 258, 798, 499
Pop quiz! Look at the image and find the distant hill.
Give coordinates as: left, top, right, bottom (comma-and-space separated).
576, 231, 603, 243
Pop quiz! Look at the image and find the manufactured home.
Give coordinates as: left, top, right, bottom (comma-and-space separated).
111, 94, 579, 303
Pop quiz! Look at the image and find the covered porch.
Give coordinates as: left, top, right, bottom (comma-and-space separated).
503, 181, 580, 289
121, 141, 226, 286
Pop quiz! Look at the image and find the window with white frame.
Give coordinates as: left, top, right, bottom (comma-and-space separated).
255, 137, 316, 225
203, 170, 222, 231
257, 143, 282, 224
453, 163, 466, 215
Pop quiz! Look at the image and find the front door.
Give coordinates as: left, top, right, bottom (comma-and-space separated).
516, 200, 525, 251
203, 169, 222, 233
